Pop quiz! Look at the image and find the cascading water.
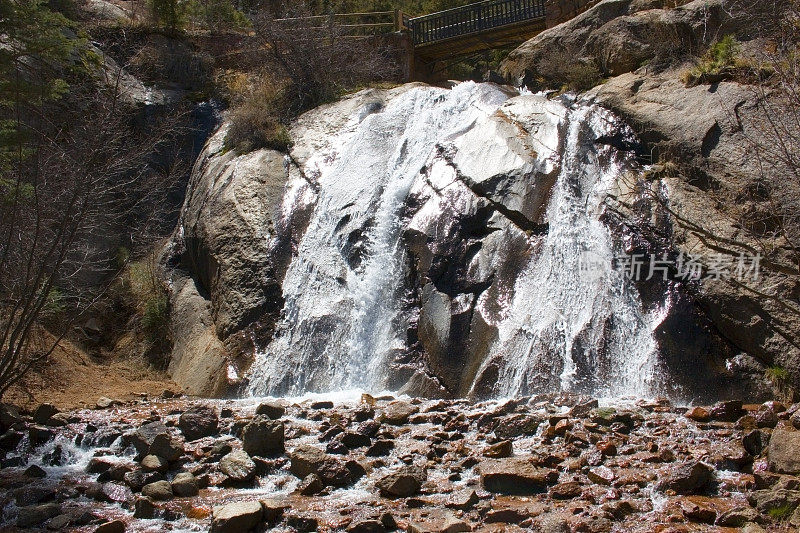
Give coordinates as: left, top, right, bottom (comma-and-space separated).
469, 102, 665, 399
247, 82, 666, 399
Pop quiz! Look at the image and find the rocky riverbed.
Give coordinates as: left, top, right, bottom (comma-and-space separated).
2, 393, 800, 532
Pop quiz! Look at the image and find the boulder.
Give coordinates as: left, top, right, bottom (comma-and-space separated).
142, 480, 173, 501
141, 455, 168, 473
211, 500, 263, 533
32, 404, 59, 425
124, 421, 170, 456
656, 461, 715, 494
381, 401, 420, 425
178, 405, 219, 441
171, 472, 200, 497
94, 520, 126, 533
255, 401, 286, 419
290, 445, 353, 486
148, 433, 184, 463
219, 450, 257, 483
479, 458, 559, 494
297, 473, 324, 495
376, 465, 427, 497
483, 440, 513, 458
768, 428, 800, 474
241, 415, 284, 457
16, 503, 61, 528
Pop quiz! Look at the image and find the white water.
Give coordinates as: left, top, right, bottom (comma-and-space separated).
470, 102, 665, 398
247, 82, 665, 399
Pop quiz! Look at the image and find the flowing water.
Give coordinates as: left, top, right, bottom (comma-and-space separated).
247, 82, 665, 399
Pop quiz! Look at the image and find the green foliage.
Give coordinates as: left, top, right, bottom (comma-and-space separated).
767, 503, 796, 520
147, 0, 190, 34
767, 365, 789, 382
129, 260, 170, 347
41, 287, 65, 317
187, 0, 251, 32
0, 0, 80, 171
223, 76, 294, 154
683, 35, 741, 86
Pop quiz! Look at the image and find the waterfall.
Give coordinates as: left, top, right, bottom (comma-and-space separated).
469, 102, 665, 398
247, 82, 665, 399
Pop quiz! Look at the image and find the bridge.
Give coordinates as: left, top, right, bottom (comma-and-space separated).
275, 0, 595, 80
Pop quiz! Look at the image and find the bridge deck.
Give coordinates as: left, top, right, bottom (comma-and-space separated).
406, 0, 546, 60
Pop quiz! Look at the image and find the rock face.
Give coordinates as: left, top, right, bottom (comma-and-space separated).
768, 429, 800, 475
496, 0, 800, 397
167, 0, 792, 398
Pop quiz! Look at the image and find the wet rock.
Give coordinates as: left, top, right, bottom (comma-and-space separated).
47, 514, 71, 530
326, 435, 348, 455
241, 415, 284, 457
124, 421, 170, 456
286, 514, 319, 532
407, 512, 470, 533
743, 429, 770, 457
0, 429, 23, 451
715, 506, 761, 527
768, 428, 800, 474
588, 466, 616, 485
679, 498, 716, 524
376, 464, 427, 497
24, 464, 46, 478
341, 431, 371, 448
685, 406, 711, 422
33, 403, 59, 425
124, 469, 162, 492
479, 458, 559, 494
602, 500, 636, 519
178, 404, 219, 440
656, 461, 715, 495
493, 414, 541, 439
748, 488, 800, 515
219, 450, 256, 483
29, 425, 54, 445
95, 397, 118, 409
346, 459, 367, 482
148, 433, 184, 463
172, 472, 200, 496
134, 497, 157, 519
445, 489, 479, 510
357, 419, 381, 437
347, 519, 387, 533
255, 401, 286, 419
710, 401, 745, 422
141, 454, 168, 473
297, 473, 324, 495
260, 498, 289, 522
142, 480, 174, 500
87, 457, 116, 474
97, 482, 133, 504
290, 445, 353, 486
483, 439, 513, 458
211, 500, 263, 533
94, 520, 126, 533
311, 401, 334, 409
17, 503, 61, 527
381, 401, 419, 425
550, 481, 582, 499
13, 485, 56, 506
366, 439, 394, 456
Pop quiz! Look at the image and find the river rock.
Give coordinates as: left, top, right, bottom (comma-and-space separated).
33, 404, 58, 425
178, 405, 219, 440
255, 401, 286, 419
290, 445, 352, 486
297, 473, 324, 495
381, 401, 419, 425
211, 500, 263, 533
376, 465, 427, 497
768, 428, 800, 474
125, 421, 170, 456
16, 503, 61, 527
479, 458, 559, 494
148, 433, 184, 463
483, 439, 513, 458
94, 520, 126, 533
171, 472, 200, 496
141, 454, 168, 473
656, 461, 715, 495
242, 415, 284, 457
219, 450, 257, 482
142, 480, 173, 500
133, 497, 157, 519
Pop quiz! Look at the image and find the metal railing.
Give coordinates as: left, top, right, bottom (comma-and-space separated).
406, 0, 546, 46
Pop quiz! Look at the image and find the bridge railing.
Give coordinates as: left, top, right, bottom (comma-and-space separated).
407, 0, 546, 46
